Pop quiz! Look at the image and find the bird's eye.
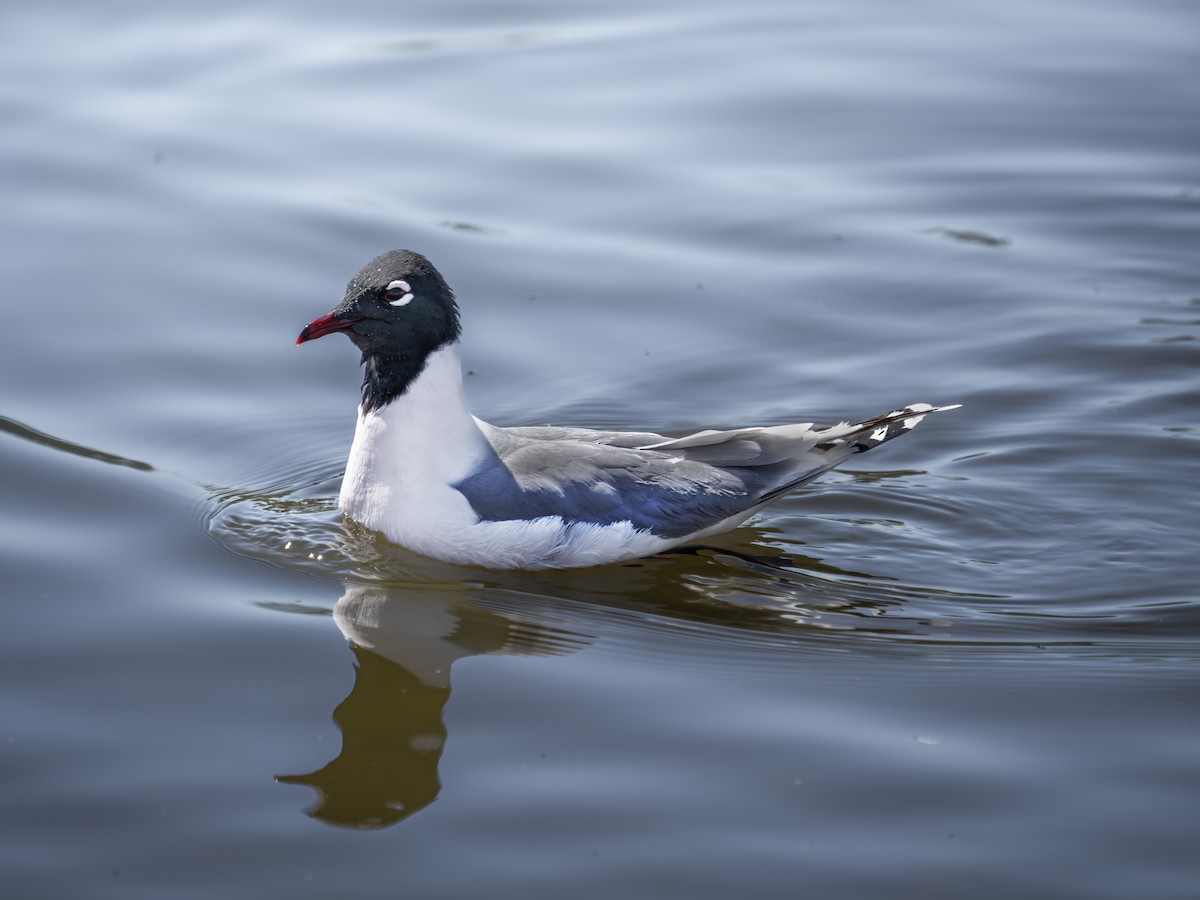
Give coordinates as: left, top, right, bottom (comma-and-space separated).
385, 280, 414, 306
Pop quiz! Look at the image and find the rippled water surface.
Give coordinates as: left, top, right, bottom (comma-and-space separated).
2, 1, 1198, 897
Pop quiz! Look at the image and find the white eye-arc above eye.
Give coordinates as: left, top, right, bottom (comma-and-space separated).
385, 280, 414, 306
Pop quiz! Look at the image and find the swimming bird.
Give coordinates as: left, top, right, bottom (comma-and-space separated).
298, 249, 956, 570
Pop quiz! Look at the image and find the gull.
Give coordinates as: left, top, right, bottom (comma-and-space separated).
298, 250, 956, 570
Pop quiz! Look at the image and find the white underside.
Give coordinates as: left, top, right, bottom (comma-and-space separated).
338, 345, 685, 569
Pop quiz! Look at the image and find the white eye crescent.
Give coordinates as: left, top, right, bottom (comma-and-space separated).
385, 279, 414, 306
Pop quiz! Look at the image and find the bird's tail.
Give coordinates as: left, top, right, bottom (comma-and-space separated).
813, 402, 961, 456
754, 402, 961, 501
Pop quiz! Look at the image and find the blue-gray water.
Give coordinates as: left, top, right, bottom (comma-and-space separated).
2, 1, 1198, 897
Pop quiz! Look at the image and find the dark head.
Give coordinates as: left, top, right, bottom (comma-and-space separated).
297, 250, 461, 412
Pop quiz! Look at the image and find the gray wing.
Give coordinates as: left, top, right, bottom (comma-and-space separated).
457, 422, 785, 538
458, 405, 957, 539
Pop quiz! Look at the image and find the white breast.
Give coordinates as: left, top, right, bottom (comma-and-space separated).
339, 345, 490, 548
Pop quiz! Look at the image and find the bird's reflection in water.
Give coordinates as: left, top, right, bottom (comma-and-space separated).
277, 584, 587, 829
276, 524, 993, 828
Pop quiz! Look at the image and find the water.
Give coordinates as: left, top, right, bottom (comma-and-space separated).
2, 0, 1198, 896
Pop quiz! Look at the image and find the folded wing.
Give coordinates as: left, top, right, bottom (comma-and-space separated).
457, 404, 957, 539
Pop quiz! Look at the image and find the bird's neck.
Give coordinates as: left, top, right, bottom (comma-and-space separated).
359, 338, 452, 413
358, 342, 483, 446
340, 343, 491, 520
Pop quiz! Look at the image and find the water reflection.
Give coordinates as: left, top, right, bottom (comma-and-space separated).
230, 467, 1015, 829
277, 584, 587, 829
272, 531, 1002, 829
